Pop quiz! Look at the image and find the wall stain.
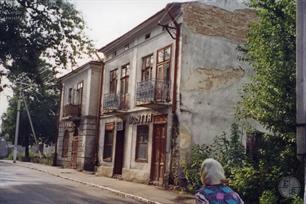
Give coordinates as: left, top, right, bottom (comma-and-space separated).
183, 67, 245, 91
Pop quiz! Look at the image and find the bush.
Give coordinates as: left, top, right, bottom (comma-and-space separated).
182, 123, 304, 203
6, 150, 53, 166
291, 196, 303, 204
259, 191, 278, 204
183, 144, 210, 192
6, 151, 24, 161
183, 123, 245, 193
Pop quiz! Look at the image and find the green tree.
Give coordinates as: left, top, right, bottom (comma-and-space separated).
238, 0, 296, 136
236, 0, 303, 202
0, 0, 93, 87
1, 70, 59, 160
0, 0, 92, 160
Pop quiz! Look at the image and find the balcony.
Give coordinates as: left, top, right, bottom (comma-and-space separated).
104, 93, 119, 113
103, 93, 129, 114
136, 80, 171, 107
63, 104, 81, 120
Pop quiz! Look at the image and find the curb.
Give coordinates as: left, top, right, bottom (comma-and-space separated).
3, 161, 162, 204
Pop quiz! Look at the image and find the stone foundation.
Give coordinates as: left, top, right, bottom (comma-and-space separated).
96, 165, 113, 177
122, 168, 150, 184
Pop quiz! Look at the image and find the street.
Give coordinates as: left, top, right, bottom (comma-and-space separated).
0, 161, 142, 204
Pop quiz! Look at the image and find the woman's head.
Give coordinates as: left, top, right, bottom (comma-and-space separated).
200, 158, 226, 185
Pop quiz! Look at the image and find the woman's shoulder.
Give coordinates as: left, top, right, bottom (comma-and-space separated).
196, 185, 244, 203
197, 184, 233, 194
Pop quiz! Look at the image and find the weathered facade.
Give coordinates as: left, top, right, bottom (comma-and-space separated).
96, 1, 256, 185
57, 61, 102, 170
55, 0, 256, 185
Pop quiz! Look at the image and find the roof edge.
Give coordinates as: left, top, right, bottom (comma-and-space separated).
58, 61, 103, 82
98, 2, 183, 54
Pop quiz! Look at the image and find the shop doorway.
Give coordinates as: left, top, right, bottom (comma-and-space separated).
70, 136, 79, 169
150, 123, 167, 185
113, 128, 125, 175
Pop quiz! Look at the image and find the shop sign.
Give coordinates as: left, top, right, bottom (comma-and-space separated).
116, 121, 124, 131
153, 115, 167, 124
105, 122, 114, 131
63, 122, 74, 128
129, 113, 153, 125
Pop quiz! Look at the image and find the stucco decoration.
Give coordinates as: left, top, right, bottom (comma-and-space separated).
183, 67, 245, 91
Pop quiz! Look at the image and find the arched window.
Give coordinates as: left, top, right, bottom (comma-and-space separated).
62, 130, 69, 157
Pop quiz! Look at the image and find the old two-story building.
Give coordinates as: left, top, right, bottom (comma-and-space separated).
96, 1, 256, 186
56, 61, 103, 170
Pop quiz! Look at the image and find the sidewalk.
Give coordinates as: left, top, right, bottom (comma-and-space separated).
1, 160, 194, 204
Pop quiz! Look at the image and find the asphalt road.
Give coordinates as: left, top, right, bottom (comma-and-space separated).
0, 161, 142, 204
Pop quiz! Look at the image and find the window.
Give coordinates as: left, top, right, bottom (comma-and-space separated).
246, 131, 263, 164
141, 54, 153, 81
157, 46, 171, 64
103, 123, 114, 162
156, 45, 172, 81
110, 69, 118, 94
145, 33, 151, 40
76, 81, 83, 106
68, 88, 73, 104
124, 44, 129, 50
135, 125, 149, 162
62, 130, 69, 157
120, 64, 130, 109
120, 64, 130, 95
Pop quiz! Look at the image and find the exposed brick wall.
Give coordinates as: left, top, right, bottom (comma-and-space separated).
182, 2, 257, 42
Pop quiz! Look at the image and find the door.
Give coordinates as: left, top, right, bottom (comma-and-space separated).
113, 129, 125, 175
70, 137, 79, 169
151, 123, 167, 185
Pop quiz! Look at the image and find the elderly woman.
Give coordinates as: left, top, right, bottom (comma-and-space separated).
195, 158, 244, 204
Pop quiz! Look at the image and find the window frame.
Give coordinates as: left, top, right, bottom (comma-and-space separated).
120, 63, 130, 95
141, 54, 153, 81
135, 125, 149, 162
103, 123, 114, 162
109, 69, 118, 94
62, 130, 69, 158
156, 45, 172, 81
76, 81, 83, 107
68, 88, 73, 104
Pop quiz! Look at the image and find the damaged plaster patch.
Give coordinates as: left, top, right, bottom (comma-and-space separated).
182, 2, 257, 42
179, 125, 192, 162
183, 67, 245, 91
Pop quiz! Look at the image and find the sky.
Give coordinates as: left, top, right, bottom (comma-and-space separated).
74, 0, 193, 51
0, 0, 194, 128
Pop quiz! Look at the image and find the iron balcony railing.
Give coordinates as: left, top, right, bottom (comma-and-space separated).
63, 104, 81, 118
103, 93, 119, 111
136, 80, 170, 104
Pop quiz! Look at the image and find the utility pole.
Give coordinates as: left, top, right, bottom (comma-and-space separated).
22, 93, 42, 158
296, 0, 306, 200
13, 79, 42, 162
13, 93, 21, 163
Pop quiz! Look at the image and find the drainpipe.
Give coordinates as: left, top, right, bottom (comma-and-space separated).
160, 7, 181, 186
94, 59, 104, 169
168, 16, 180, 115
53, 82, 63, 166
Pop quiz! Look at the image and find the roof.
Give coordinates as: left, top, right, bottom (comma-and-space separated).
58, 61, 103, 82
98, 2, 184, 55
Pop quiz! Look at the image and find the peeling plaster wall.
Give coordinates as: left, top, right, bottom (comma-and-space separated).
178, 2, 255, 161
98, 25, 175, 181
57, 64, 102, 170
